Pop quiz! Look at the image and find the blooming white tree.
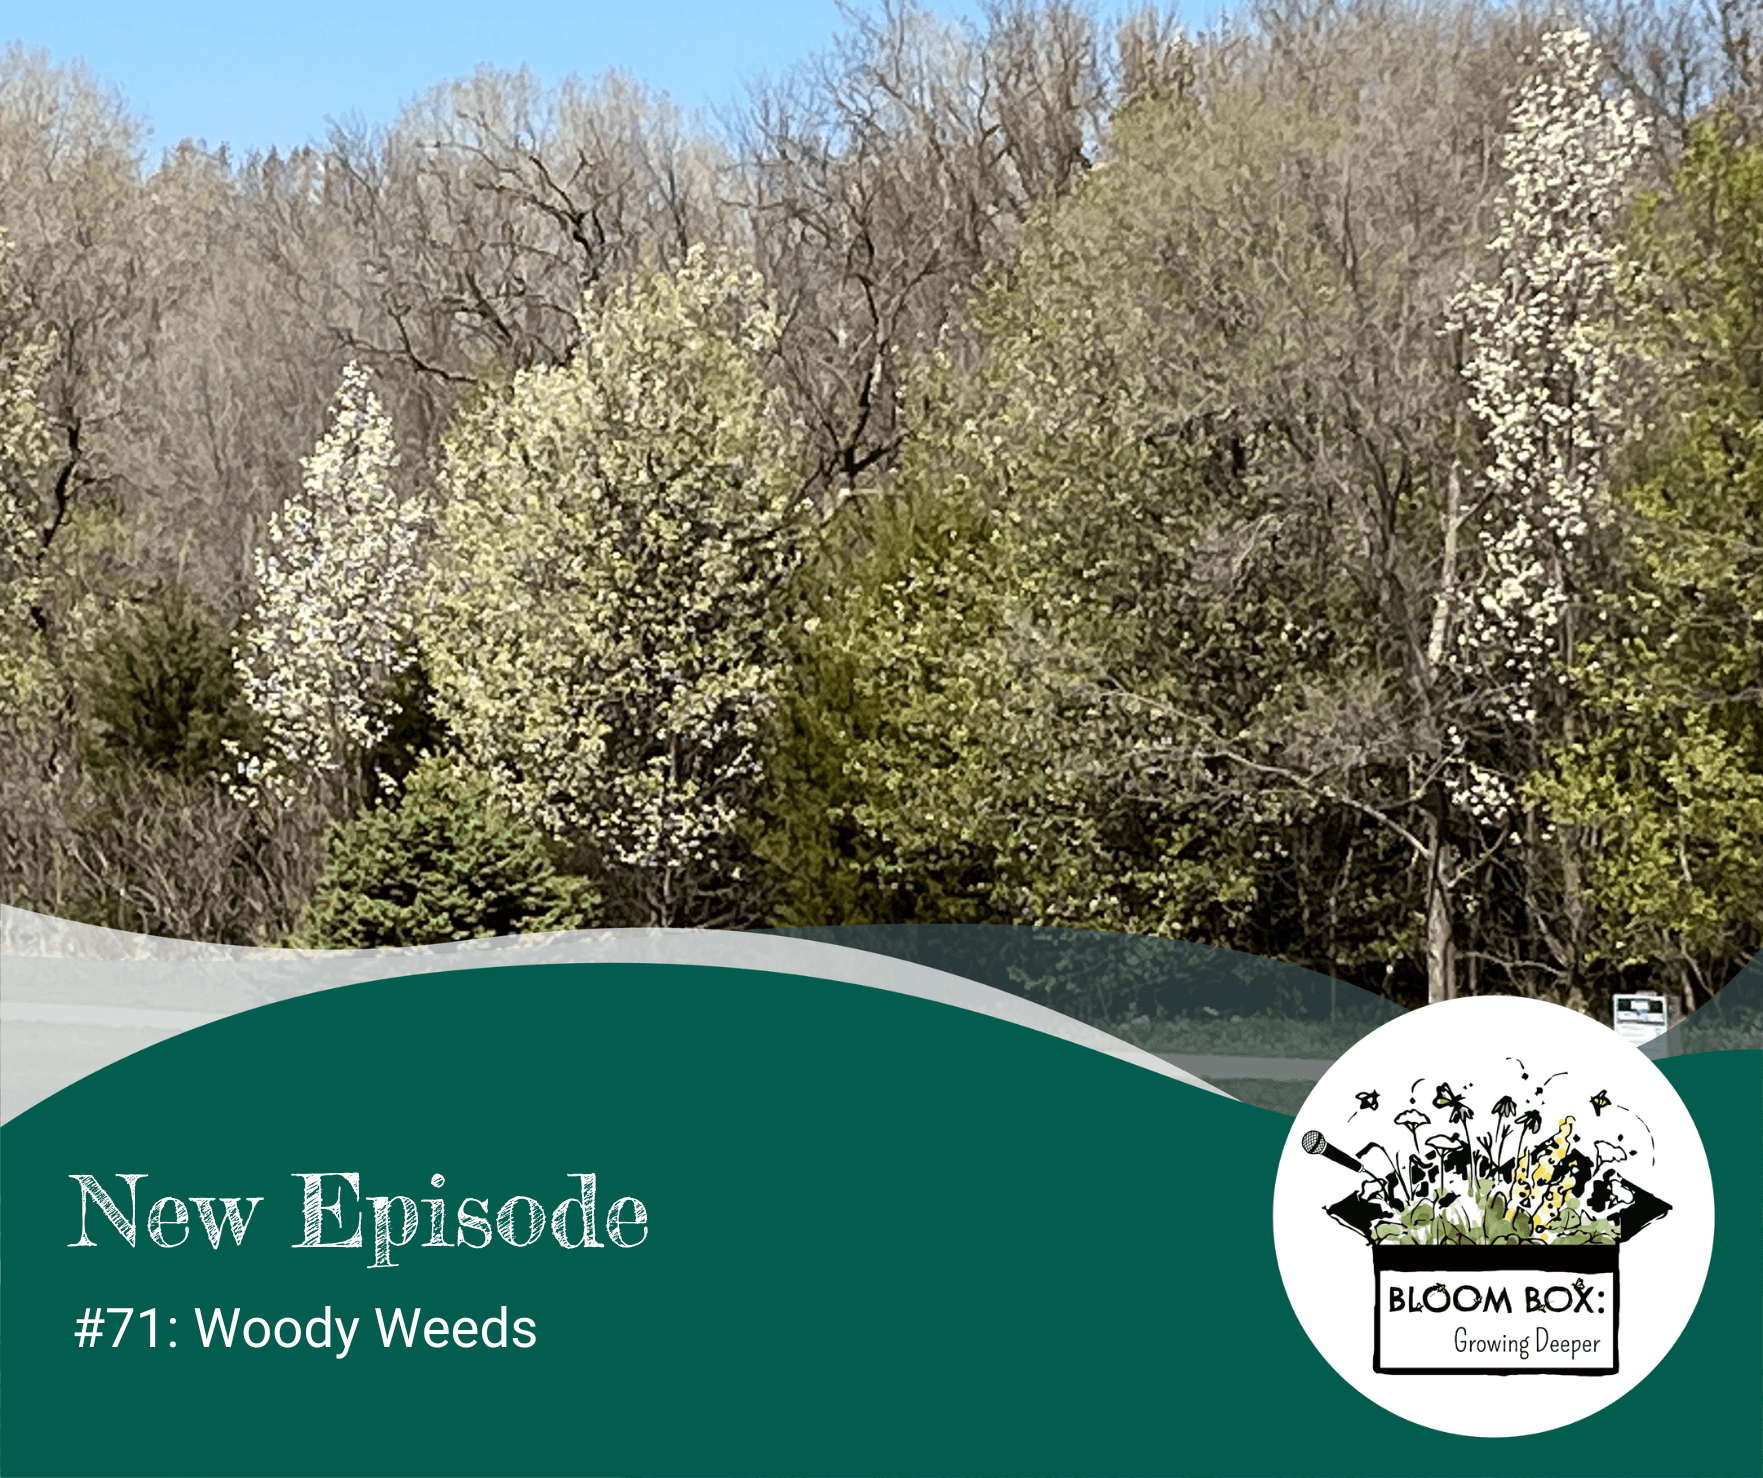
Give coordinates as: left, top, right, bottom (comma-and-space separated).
1444, 27, 1652, 810
232, 362, 425, 803
420, 245, 809, 925
1432, 27, 1652, 998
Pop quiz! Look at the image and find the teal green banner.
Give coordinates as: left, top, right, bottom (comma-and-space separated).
3, 963, 1758, 1476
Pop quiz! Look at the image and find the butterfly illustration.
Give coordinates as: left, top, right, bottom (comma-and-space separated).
1356, 1090, 1380, 1111
1589, 1089, 1611, 1117
1433, 1082, 1473, 1124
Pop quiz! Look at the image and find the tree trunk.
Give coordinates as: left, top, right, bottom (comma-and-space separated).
1425, 806, 1457, 1004
1424, 463, 1462, 1008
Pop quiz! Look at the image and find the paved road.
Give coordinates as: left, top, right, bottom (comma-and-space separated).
1155, 1052, 1336, 1082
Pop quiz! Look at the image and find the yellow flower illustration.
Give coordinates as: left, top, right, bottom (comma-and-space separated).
1317, 1074, 1620, 1247
1545, 1116, 1575, 1161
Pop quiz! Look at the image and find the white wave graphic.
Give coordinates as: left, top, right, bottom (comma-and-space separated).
1, 906, 1233, 1122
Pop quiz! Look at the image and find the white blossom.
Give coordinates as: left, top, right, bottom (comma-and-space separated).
1442, 29, 1650, 814
231, 362, 425, 802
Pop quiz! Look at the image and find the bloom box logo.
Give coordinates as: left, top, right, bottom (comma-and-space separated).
1373, 1244, 1618, 1375
1274, 997, 1713, 1438
1294, 1073, 1669, 1382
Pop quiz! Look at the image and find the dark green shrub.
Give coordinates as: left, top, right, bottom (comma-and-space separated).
355, 656, 451, 795
80, 584, 254, 782
287, 753, 599, 948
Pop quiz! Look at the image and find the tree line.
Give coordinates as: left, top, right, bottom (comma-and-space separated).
1, 0, 1757, 1021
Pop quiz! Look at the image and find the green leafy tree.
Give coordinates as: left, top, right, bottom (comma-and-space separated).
0, 47, 153, 580
1533, 114, 1763, 1005
0, 228, 57, 724
287, 753, 598, 948
764, 342, 1278, 941
767, 8, 1532, 994
765, 11, 1688, 1013
421, 246, 810, 925
760, 450, 1112, 929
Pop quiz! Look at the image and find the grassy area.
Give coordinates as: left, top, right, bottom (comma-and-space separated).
1103, 1011, 1388, 1058
1674, 1012, 1763, 1052
1107, 1003, 1763, 1059
1107, 998, 1763, 1117
1202, 1077, 1315, 1116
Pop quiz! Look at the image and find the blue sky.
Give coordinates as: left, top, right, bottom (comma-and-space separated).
6, 0, 1000, 162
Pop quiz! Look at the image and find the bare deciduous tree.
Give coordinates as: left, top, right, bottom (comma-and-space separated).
735, 0, 1113, 500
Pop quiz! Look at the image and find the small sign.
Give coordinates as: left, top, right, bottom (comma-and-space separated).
1613, 993, 1670, 1048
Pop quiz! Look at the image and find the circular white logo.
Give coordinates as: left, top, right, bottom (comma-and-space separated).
1272, 996, 1713, 1436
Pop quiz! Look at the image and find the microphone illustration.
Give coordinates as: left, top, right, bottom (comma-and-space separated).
1301, 1130, 1367, 1175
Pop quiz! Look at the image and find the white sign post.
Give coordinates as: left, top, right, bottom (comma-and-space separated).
1613, 992, 1671, 1051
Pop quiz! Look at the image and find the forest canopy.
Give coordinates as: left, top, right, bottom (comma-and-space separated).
1, 0, 1757, 1020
